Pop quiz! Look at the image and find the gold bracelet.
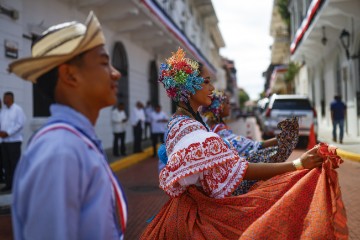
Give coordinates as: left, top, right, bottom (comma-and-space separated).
292, 158, 304, 170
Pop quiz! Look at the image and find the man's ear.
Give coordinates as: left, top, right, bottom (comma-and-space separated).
57, 64, 79, 87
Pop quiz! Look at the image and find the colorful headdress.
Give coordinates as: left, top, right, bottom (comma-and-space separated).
159, 48, 204, 102
200, 90, 228, 121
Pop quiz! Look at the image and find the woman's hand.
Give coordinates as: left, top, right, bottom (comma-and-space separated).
299, 146, 324, 169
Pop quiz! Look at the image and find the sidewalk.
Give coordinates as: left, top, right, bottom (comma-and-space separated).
317, 125, 360, 156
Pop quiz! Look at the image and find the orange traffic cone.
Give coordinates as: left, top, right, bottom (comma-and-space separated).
307, 123, 317, 150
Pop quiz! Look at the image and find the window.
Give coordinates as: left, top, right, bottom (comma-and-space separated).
272, 99, 312, 110
320, 68, 325, 117
31, 34, 52, 117
112, 42, 129, 113
149, 60, 159, 106
33, 84, 52, 117
335, 57, 342, 97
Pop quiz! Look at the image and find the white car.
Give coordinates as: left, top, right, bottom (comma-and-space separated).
255, 98, 269, 131
262, 94, 317, 145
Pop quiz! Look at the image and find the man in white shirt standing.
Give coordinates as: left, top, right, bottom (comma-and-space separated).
144, 101, 153, 140
150, 104, 168, 157
0, 91, 26, 192
130, 101, 145, 153
111, 102, 127, 157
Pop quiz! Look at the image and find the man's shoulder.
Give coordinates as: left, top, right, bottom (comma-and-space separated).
30, 125, 89, 150
12, 103, 24, 111
330, 101, 337, 108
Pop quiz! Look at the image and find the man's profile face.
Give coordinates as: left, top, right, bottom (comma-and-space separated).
3, 95, 13, 108
72, 45, 121, 110
118, 104, 124, 110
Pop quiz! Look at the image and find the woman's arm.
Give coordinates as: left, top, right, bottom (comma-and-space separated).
244, 146, 322, 180
261, 138, 277, 148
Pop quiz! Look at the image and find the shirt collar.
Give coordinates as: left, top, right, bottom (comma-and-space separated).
48, 104, 98, 142
4, 103, 14, 109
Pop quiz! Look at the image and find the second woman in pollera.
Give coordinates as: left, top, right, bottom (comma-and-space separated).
200, 91, 300, 194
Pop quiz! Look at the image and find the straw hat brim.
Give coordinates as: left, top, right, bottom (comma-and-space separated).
8, 11, 105, 83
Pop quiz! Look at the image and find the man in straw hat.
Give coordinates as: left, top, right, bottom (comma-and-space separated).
9, 12, 127, 239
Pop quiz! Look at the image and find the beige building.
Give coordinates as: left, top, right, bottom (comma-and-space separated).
264, 0, 291, 96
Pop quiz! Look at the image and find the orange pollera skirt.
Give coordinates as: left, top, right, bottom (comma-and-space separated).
140, 145, 348, 240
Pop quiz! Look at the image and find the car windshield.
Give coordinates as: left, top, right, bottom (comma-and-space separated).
272, 99, 312, 110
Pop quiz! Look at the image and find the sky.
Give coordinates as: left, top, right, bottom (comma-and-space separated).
212, 1, 273, 100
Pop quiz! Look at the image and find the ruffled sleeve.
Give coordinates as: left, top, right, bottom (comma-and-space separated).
213, 123, 262, 157
159, 118, 248, 199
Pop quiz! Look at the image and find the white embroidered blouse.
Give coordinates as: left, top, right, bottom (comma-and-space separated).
159, 116, 248, 199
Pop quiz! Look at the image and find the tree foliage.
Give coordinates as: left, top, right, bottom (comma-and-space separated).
238, 88, 250, 109
277, 0, 290, 28
284, 62, 300, 84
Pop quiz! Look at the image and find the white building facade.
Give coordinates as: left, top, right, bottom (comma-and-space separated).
0, 0, 225, 149
289, 0, 360, 136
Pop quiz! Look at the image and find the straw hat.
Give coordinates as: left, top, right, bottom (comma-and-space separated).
8, 11, 105, 83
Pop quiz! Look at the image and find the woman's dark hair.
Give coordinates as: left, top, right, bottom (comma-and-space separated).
177, 60, 209, 131
198, 62, 204, 74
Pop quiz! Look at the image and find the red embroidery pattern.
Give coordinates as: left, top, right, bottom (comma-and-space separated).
167, 123, 205, 154
167, 118, 199, 140
212, 123, 229, 133
160, 133, 248, 198
201, 158, 248, 198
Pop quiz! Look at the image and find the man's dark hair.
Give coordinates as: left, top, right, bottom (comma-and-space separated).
35, 53, 86, 102
4, 91, 14, 99
35, 67, 59, 102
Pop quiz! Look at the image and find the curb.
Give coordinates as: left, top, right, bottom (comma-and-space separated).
336, 148, 360, 163
110, 147, 154, 172
317, 136, 360, 163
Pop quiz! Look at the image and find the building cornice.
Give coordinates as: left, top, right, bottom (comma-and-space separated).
140, 0, 217, 74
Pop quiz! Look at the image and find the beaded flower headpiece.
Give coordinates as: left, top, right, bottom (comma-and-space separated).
159, 48, 204, 102
200, 90, 228, 121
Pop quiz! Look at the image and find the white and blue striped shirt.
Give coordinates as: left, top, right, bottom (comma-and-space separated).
12, 104, 126, 240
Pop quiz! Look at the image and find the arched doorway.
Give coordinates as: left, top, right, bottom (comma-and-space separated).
149, 60, 159, 106
112, 42, 129, 113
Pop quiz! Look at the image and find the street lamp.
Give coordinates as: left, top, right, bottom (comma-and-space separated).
0, 4, 19, 20
339, 29, 359, 60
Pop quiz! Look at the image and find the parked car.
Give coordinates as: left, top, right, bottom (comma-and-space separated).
255, 97, 269, 130
261, 94, 317, 145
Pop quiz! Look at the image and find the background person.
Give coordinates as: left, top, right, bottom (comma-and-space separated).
144, 101, 153, 140
330, 95, 346, 144
112, 102, 127, 157
131, 101, 145, 153
200, 91, 299, 195
150, 104, 168, 157
9, 12, 127, 239
0, 92, 26, 192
